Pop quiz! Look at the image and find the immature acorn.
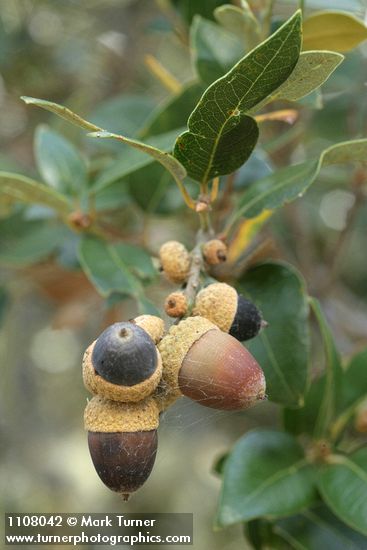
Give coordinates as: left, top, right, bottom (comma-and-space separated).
83, 321, 163, 402
159, 241, 191, 284
164, 291, 188, 318
158, 316, 266, 410
85, 396, 159, 499
133, 314, 165, 344
193, 282, 264, 342
202, 239, 228, 265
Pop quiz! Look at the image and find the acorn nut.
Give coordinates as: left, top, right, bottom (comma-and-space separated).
159, 241, 191, 284
202, 239, 227, 265
164, 292, 188, 318
193, 282, 265, 342
83, 322, 163, 402
85, 397, 159, 499
158, 316, 266, 410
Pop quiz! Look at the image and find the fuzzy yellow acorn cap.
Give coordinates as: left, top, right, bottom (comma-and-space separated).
158, 316, 219, 399
159, 241, 191, 284
193, 283, 237, 332
84, 396, 159, 432
82, 341, 163, 402
202, 239, 227, 265
133, 315, 165, 343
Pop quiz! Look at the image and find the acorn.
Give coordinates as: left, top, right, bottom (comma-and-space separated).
164, 292, 188, 318
158, 316, 266, 410
85, 396, 159, 499
193, 282, 265, 342
159, 241, 191, 284
82, 322, 163, 402
202, 239, 227, 265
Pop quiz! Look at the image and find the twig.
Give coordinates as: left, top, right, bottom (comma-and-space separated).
184, 223, 215, 312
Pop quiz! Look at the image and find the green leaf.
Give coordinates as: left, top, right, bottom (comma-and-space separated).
330, 348, 367, 440
140, 82, 205, 138
93, 180, 130, 211
226, 138, 367, 227
214, 3, 261, 50
318, 448, 367, 536
89, 94, 155, 138
191, 16, 244, 86
274, 505, 367, 550
0, 287, 10, 327
0, 172, 72, 217
173, 11, 302, 182
136, 296, 161, 317
127, 162, 178, 214
92, 129, 182, 191
112, 243, 156, 280
34, 125, 88, 195
21, 96, 101, 132
303, 11, 367, 52
340, 348, 367, 412
240, 262, 310, 408
78, 236, 139, 298
252, 51, 344, 112
283, 375, 326, 437
216, 430, 316, 527
171, 0, 228, 24
310, 298, 343, 438
22, 97, 189, 202
175, 114, 259, 183
0, 216, 67, 265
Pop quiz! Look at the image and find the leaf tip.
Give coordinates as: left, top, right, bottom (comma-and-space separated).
20, 95, 34, 104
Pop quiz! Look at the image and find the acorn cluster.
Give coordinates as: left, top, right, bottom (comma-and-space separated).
82, 240, 267, 499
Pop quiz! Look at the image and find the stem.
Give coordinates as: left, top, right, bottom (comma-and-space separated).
184, 227, 213, 311
299, 0, 305, 15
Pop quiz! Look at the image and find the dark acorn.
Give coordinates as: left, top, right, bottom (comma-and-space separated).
84, 397, 159, 499
92, 322, 158, 386
229, 295, 264, 341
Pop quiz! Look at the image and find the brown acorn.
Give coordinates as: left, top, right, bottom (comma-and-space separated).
164, 292, 188, 318
202, 239, 227, 265
193, 282, 265, 342
159, 241, 191, 284
82, 321, 163, 402
84, 396, 159, 499
158, 316, 266, 410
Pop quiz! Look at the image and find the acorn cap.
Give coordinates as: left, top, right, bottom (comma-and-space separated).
133, 315, 165, 344
83, 341, 163, 402
158, 316, 219, 398
203, 239, 227, 265
84, 396, 160, 432
164, 292, 188, 318
193, 283, 237, 332
159, 241, 191, 284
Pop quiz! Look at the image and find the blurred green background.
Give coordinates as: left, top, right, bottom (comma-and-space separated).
1, 1, 367, 549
